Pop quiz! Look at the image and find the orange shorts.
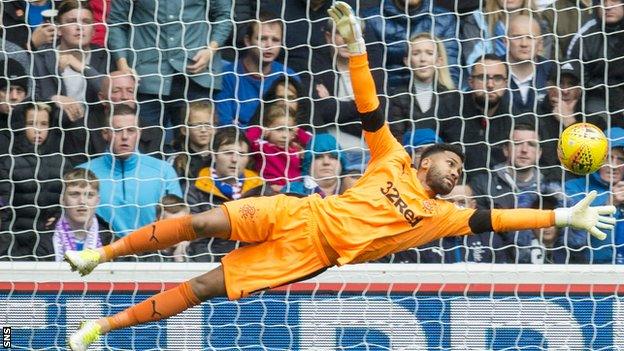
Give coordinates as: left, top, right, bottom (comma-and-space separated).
220, 194, 332, 300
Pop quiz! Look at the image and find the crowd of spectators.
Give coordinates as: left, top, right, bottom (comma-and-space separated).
1, 0, 623, 264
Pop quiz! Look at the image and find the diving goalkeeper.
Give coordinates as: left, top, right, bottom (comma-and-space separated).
66, 2, 616, 350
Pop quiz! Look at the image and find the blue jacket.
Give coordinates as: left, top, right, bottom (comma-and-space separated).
362, 0, 459, 86
566, 172, 624, 263
78, 153, 183, 237
215, 60, 299, 127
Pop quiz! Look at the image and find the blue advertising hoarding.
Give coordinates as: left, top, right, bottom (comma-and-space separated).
1, 284, 623, 350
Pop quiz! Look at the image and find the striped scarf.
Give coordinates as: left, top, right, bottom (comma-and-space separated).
212, 169, 243, 200
52, 216, 101, 261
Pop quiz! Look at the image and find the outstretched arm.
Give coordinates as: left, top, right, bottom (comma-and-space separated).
457, 191, 615, 242
328, 2, 403, 161
348, 54, 383, 131
328, 2, 378, 120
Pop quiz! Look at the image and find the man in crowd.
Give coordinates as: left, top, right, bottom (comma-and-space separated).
439, 54, 512, 179
91, 71, 137, 154
470, 124, 565, 263
566, 0, 624, 120
107, 0, 232, 153
505, 14, 555, 114
78, 104, 182, 237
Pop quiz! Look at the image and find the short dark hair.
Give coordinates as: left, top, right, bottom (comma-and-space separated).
111, 103, 136, 117
57, 0, 92, 21
480, 54, 505, 65
103, 103, 136, 126
156, 194, 188, 219
418, 143, 465, 167
472, 54, 509, 78
245, 10, 283, 40
63, 168, 99, 191
213, 126, 251, 152
0, 58, 28, 91
513, 122, 537, 132
508, 123, 540, 146
531, 195, 559, 210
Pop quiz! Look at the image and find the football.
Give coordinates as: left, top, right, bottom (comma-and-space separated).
557, 123, 609, 175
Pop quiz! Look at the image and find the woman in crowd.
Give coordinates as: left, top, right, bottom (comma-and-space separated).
388, 33, 458, 140
282, 133, 351, 197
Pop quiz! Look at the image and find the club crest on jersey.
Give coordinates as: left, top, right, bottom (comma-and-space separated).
239, 204, 258, 220
422, 199, 437, 214
381, 181, 422, 227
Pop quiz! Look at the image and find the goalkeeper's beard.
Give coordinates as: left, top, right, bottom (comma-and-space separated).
425, 164, 454, 196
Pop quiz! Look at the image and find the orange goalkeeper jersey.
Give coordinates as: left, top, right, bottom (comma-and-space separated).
306, 53, 554, 266
308, 123, 477, 265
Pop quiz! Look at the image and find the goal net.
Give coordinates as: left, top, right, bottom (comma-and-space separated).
1, 262, 623, 350
1, 0, 624, 348
0, 0, 620, 264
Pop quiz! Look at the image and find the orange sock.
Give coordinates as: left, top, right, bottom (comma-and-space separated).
106, 281, 201, 330
103, 215, 197, 261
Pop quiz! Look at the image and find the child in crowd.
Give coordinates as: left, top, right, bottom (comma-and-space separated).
246, 102, 312, 191
169, 101, 218, 191
250, 75, 306, 125
53, 168, 113, 261
186, 127, 267, 262
188, 127, 266, 213
0, 102, 71, 259
156, 195, 191, 262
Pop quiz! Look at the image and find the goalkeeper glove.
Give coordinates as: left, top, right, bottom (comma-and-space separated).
554, 190, 616, 240
327, 1, 366, 55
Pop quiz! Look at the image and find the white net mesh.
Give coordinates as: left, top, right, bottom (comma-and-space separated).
1, 262, 623, 350
1, 0, 620, 264
1, 0, 624, 347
